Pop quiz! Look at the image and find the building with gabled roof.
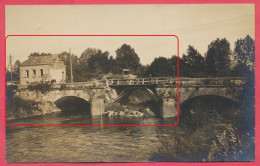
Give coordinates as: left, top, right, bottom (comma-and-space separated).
20, 54, 66, 85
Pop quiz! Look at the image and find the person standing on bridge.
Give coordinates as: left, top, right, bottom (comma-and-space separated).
149, 74, 152, 84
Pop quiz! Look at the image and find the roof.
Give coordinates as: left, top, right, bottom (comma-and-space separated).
20, 55, 62, 67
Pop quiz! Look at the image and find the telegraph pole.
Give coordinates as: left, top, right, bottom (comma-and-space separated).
69, 48, 73, 83
9, 54, 13, 84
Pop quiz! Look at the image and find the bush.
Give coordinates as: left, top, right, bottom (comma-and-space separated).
6, 96, 38, 118
152, 123, 242, 161
6, 85, 17, 103
28, 82, 52, 94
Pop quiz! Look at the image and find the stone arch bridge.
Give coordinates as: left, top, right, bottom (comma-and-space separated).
14, 77, 246, 117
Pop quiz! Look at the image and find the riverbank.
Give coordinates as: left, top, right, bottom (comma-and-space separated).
6, 96, 60, 121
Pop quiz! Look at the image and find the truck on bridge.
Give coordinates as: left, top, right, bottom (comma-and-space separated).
102, 69, 137, 80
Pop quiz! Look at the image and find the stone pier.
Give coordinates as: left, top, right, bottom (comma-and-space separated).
91, 99, 105, 116
160, 99, 177, 118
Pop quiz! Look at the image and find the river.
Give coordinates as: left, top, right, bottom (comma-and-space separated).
6, 113, 180, 162
6, 96, 254, 162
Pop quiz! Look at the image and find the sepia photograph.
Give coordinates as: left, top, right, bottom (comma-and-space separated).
5, 4, 255, 162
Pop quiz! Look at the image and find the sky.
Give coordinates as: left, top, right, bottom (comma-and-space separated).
5, 4, 255, 66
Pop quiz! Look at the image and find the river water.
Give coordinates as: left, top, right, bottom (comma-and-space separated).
6, 96, 254, 162
6, 113, 181, 162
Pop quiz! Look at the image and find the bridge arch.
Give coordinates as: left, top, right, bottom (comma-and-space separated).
54, 96, 91, 114
179, 94, 240, 124
179, 87, 241, 105
180, 94, 238, 109
50, 89, 91, 104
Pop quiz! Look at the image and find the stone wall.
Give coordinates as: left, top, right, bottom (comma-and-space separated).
155, 86, 243, 118
13, 87, 107, 117
11, 84, 244, 119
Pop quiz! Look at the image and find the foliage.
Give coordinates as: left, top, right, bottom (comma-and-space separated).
29, 52, 52, 59
6, 60, 21, 82
6, 96, 38, 119
28, 82, 52, 94
152, 109, 251, 161
205, 38, 231, 77
145, 57, 173, 77
80, 48, 99, 63
115, 44, 142, 73
86, 50, 111, 77
229, 35, 255, 137
7, 97, 37, 112
232, 35, 255, 76
58, 51, 79, 82
234, 35, 255, 66
77, 49, 114, 80
168, 55, 178, 77
18, 36, 254, 81
135, 64, 148, 77
6, 85, 17, 103
236, 71, 255, 139
182, 46, 205, 77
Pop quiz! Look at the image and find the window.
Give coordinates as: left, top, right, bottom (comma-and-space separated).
33, 70, 36, 76
40, 69, 43, 76
26, 70, 29, 78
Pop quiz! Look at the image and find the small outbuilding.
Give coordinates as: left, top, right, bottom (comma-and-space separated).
20, 54, 66, 85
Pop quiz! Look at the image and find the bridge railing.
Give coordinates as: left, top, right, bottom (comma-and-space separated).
178, 77, 247, 86
104, 77, 247, 86
104, 77, 176, 86
17, 80, 106, 90
16, 77, 247, 90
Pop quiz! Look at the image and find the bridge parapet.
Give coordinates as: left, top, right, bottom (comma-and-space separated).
105, 77, 247, 87
11, 77, 246, 118
15, 77, 246, 90
178, 77, 246, 86
17, 81, 106, 90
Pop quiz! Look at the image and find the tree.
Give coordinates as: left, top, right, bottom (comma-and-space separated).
205, 38, 231, 77
115, 44, 141, 73
80, 48, 99, 65
168, 55, 178, 77
182, 46, 205, 77
168, 55, 193, 78
86, 50, 110, 78
58, 52, 79, 82
6, 60, 21, 82
28, 52, 52, 59
232, 35, 255, 76
107, 56, 121, 74
75, 48, 115, 80
231, 36, 255, 147
145, 57, 173, 77
13, 60, 21, 81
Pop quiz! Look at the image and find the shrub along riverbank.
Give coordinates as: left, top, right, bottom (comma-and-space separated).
6, 96, 60, 121
6, 85, 60, 121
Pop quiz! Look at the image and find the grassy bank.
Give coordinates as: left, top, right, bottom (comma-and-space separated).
6, 85, 59, 120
